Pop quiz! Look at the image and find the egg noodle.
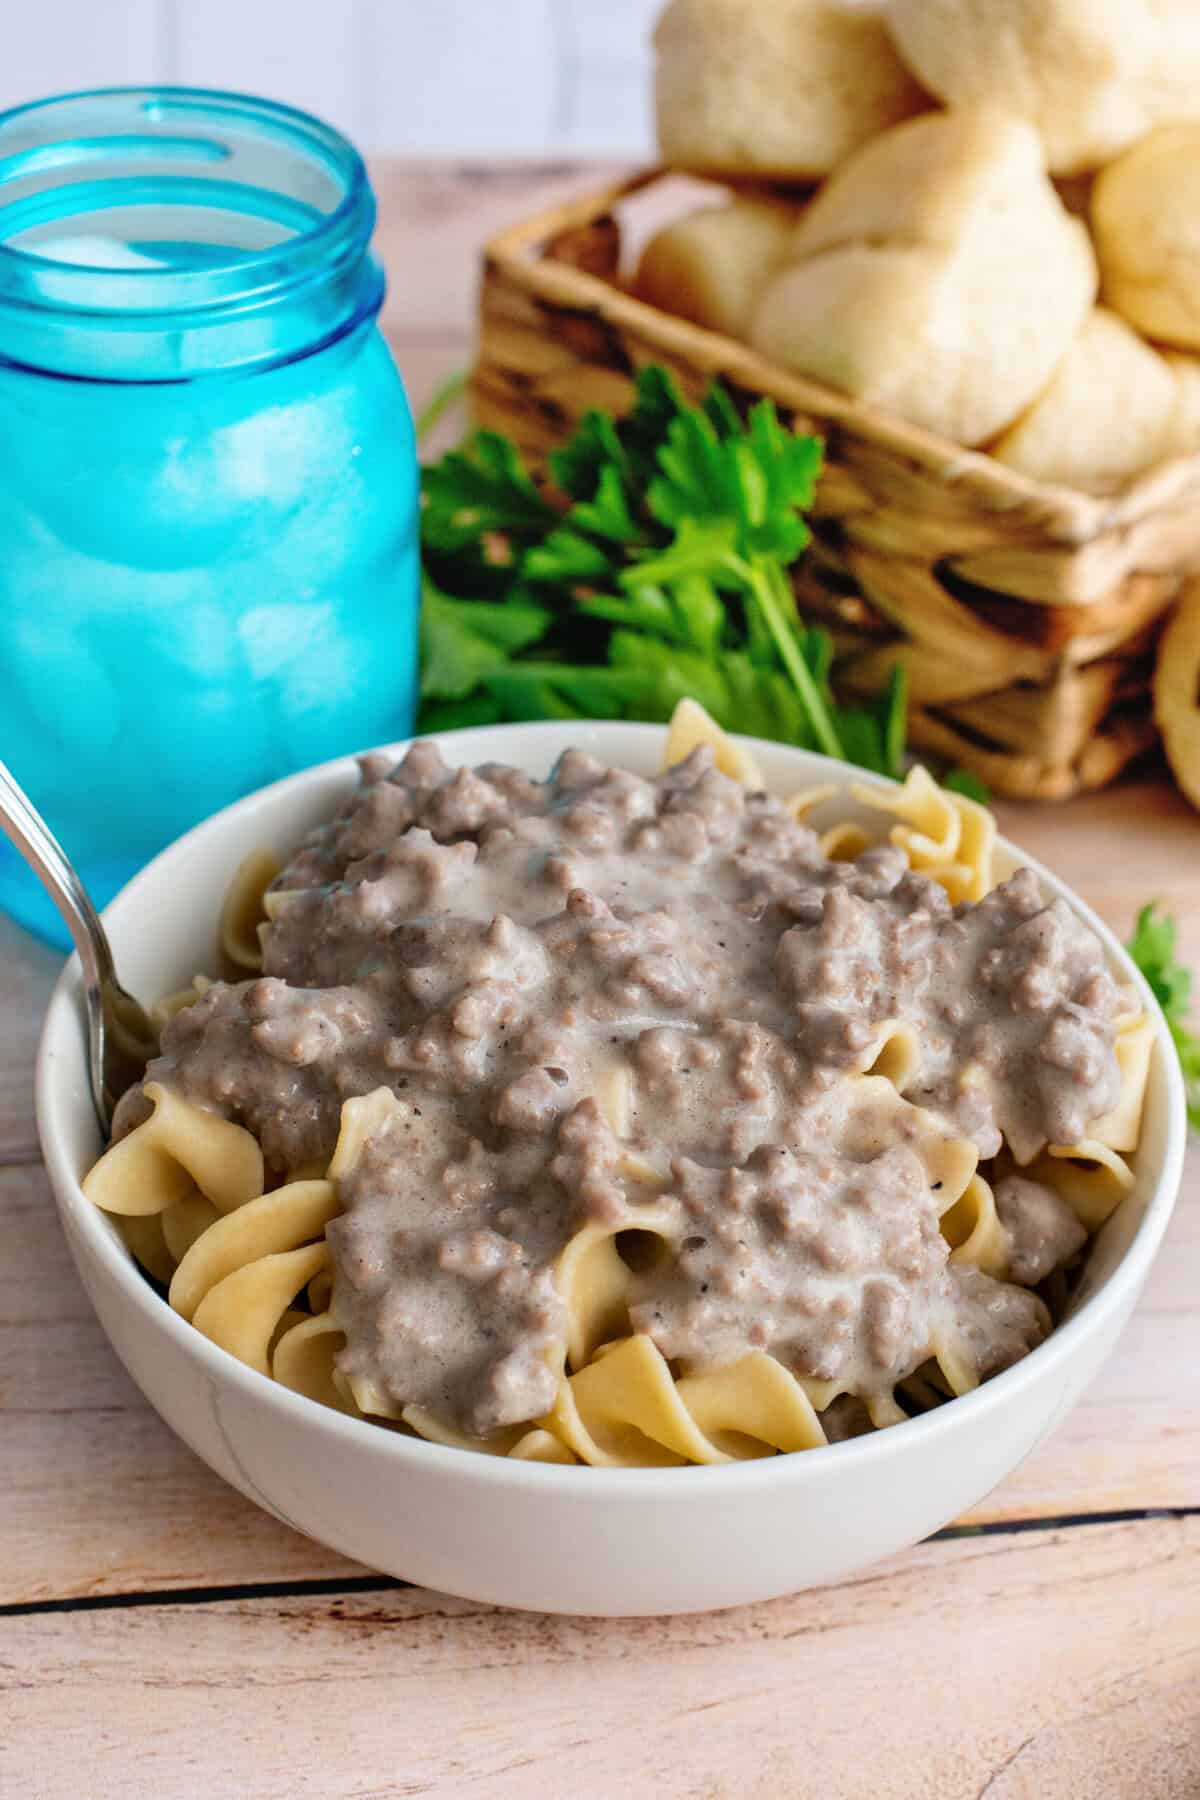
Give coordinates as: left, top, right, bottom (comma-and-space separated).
83, 701, 1152, 1467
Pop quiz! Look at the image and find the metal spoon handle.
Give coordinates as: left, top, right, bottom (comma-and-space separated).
0, 758, 128, 1131
0, 757, 114, 976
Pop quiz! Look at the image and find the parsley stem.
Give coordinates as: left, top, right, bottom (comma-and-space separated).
416, 366, 471, 447
731, 555, 845, 761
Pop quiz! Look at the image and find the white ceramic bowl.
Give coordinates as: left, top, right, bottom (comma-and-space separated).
36, 723, 1186, 1616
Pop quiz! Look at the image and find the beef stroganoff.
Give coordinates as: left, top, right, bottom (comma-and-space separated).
83, 701, 1154, 1466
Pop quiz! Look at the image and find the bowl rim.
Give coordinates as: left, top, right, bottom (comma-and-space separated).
36, 720, 1189, 1497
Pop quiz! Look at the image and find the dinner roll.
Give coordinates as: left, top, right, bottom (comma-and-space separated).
1162, 353, 1200, 458
1154, 582, 1200, 812
991, 310, 1176, 490
654, 0, 926, 181
633, 197, 801, 338
886, 0, 1200, 176
747, 112, 1097, 446
1092, 124, 1200, 350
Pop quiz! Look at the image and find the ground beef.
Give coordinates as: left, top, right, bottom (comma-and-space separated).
994, 1174, 1088, 1286
124, 744, 1125, 1435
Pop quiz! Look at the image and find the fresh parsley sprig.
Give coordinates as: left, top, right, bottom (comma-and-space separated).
1127, 904, 1200, 1130
419, 365, 907, 778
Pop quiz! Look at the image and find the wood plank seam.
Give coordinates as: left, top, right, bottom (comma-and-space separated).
4, 1506, 1198, 1621
0, 1574, 404, 1621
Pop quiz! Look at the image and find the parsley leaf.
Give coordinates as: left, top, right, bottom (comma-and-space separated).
549, 409, 628, 504
943, 768, 992, 805
1126, 903, 1200, 1130
418, 363, 909, 777
419, 692, 507, 732
524, 526, 615, 586
422, 431, 559, 555
622, 517, 740, 589
622, 364, 688, 493
420, 577, 550, 701
570, 463, 644, 544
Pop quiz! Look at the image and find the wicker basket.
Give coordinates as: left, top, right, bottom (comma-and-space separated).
472, 169, 1200, 800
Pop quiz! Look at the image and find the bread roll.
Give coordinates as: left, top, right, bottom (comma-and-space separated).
886, 0, 1200, 177
1092, 124, 1200, 350
633, 197, 801, 338
654, 0, 926, 181
747, 112, 1097, 446
1154, 583, 1200, 812
1162, 353, 1200, 458
991, 309, 1176, 490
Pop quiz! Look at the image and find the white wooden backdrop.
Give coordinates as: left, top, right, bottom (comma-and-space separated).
1, 0, 660, 156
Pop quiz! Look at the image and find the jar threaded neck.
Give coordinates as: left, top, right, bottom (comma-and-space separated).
0, 87, 382, 381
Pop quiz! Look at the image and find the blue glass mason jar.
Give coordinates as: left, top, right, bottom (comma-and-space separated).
0, 88, 420, 945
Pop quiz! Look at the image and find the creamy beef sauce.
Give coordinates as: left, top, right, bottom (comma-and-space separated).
116, 745, 1126, 1438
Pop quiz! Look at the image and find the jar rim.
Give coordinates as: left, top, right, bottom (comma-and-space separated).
0, 86, 376, 321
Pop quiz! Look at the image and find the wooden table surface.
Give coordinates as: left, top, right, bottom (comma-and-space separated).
3, 164, 1199, 1800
